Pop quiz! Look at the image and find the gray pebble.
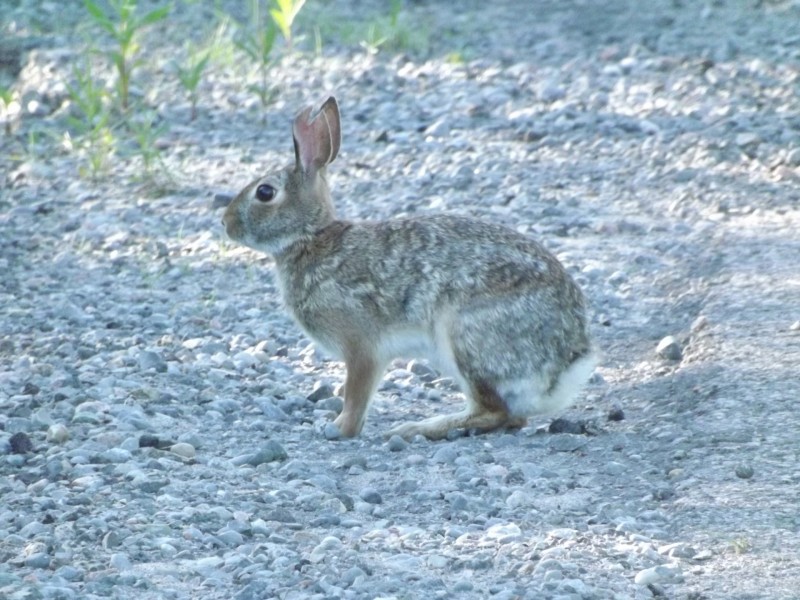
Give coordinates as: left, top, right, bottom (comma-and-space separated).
5, 417, 32, 433
407, 359, 438, 382
133, 476, 170, 493
317, 396, 344, 412
309, 536, 343, 562
46, 586, 79, 599
46, 423, 69, 443
548, 435, 588, 452
265, 508, 297, 523
101, 448, 133, 463
138, 349, 167, 372
735, 463, 754, 479
216, 529, 244, 546
432, 446, 459, 464
255, 399, 289, 421
307, 382, 335, 402
658, 542, 696, 559
342, 566, 366, 586
9, 432, 33, 454
170, 442, 196, 459
24, 552, 51, 568
691, 315, 710, 332
359, 487, 383, 504
248, 441, 288, 465
395, 479, 418, 493
109, 552, 132, 571
387, 435, 408, 452
607, 404, 625, 421
656, 335, 683, 361
446, 491, 469, 511
634, 564, 683, 585
323, 422, 342, 440
785, 148, 800, 167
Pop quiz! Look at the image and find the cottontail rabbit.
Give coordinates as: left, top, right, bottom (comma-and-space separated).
222, 97, 595, 440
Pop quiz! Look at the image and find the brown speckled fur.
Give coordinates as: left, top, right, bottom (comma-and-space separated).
223, 97, 595, 440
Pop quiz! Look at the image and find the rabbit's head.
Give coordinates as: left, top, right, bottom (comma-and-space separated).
222, 97, 342, 256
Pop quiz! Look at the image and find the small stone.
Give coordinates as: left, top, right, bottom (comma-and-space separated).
652, 484, 675, 500
548, 418, 585, 434
691, 316, 709, 333
323, 422, 341, 440
547, 435, 588, 452
170, 442, 196, 459
446, 491, 469, 510
424, 117, 450, 137
656, 335, 682, 361
24, 552, 51, 568
784, 148, 800, 167
658, 542, 696, 559
634, 564, 682, 585
359, 487, 382, 504
55, 565, 85, 582
539, 82, 566, 103
135, 477, 170, 493
506, 490, 531, 508
407, 359, 438, 381
138, 349, 168, 372
342, 566, 367, 585
10, 432, 34, 454
216, 529, 244, 546
603, 461, 627, 476
395, 479, 418, 493
485, 523, 522, 543
317, 396, 344, 412
21, 382, 40, 396
607, 405, 625, 421
607, 270, 628, 286
309, 536, 343, 563
6, 417, 32, 433
138, 434, 161, 448
432, 446, 459, 464
735, 132, 760, 148
248, 441, 287, 465
100, 448, 133, 463
307, 382, 335, 402
386, 435, 408, 452
46, 423, 70, 443
103, 531, 121, 549
109, 552, 132, 571
735, 463, 754, 479
265, 508, 297, 523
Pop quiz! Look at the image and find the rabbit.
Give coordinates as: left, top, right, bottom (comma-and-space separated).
222, 96, 595, 440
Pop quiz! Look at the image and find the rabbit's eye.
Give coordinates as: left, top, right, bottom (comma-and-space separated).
255, 184, 276, 203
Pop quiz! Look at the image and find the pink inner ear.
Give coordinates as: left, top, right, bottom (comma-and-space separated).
293, 105, 332, 174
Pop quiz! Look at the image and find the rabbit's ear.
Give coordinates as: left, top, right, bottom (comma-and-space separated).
320, 96, 341, 164
293, 97, 341, 174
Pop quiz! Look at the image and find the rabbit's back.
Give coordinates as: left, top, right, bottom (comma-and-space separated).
277, 214, 588, 350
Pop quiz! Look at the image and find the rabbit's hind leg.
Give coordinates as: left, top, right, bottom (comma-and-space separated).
385, 380, 522, 441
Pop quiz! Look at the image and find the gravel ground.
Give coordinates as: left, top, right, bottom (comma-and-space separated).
2, 1, 800, 599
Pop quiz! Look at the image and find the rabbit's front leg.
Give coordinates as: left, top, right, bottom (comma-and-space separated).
333, 349, 383, 437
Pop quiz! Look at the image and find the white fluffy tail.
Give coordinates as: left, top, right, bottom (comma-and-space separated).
540, 352, 597, 413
